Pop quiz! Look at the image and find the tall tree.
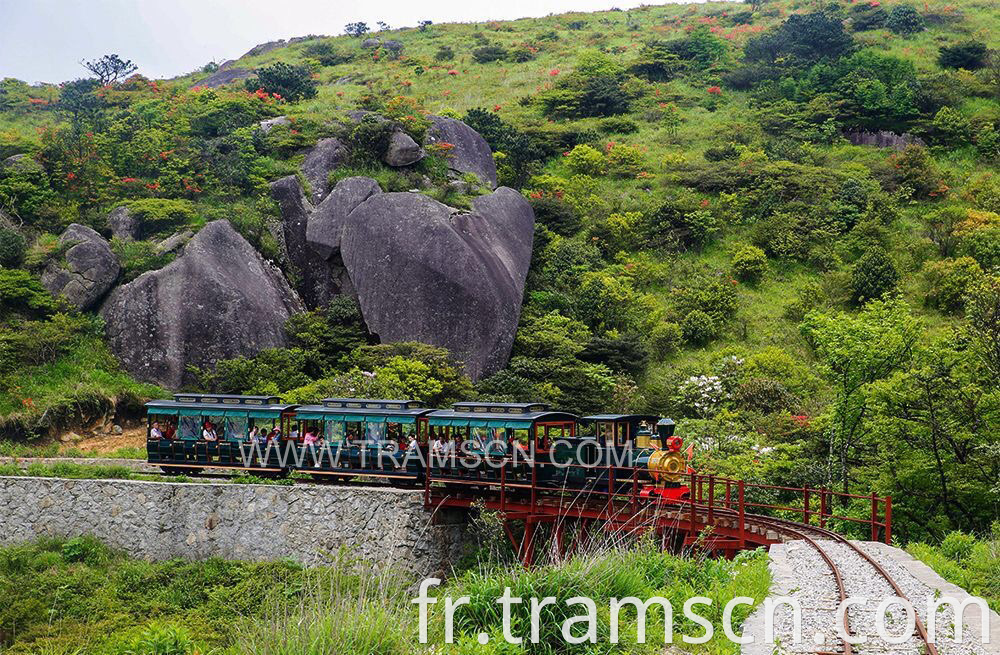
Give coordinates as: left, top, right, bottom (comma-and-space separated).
801, 297, 920, 495
81, 54, 138, 86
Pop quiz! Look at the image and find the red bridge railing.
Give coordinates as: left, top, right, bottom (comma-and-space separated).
423, 457, 892, 551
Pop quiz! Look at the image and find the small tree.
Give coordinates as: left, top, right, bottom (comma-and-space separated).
344, 22, 370, 37
244, 62, 317, 102
0, 227, 25, 267
851, 247, 900, 304
376, 21, 391, 32
938, 41, 989, 70
418, 20, 433, 31
59, 78, 105, 120
886, 5, 925, 35
81, 54, 137, 85
732, 245, 768, 283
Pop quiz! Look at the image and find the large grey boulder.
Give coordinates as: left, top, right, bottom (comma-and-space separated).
100, 220, 303, 389
426, 116, 498, 188
341, 188, 534, 380
301, 137, 348, 203
107, 205, 138, 241
383, 130, 424, 167
270, 176, 343, 307
41, 224, 120, 310
306, 176, 382, 260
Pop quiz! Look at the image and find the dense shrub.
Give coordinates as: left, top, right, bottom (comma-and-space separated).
0, 227, 26, 267
434, 45, 454, 61
649, 321, 683, 357
110, 239, 174, 282
244, 62, 318, 101
922, 256, 983, 313
732, 245, 768, 283
850, 3, 887, 31
0, 269, 58, 317
598, 116, 639, 134
580, 74, 631, 116
606, 143, 645, 177
529, 196, 582, 236
124, 199, 197, 239
851, 247, 900, 304
579, 333, 649, 376
743, 11, 854, 65
884, 145, 944, 198
564, 144, 605, 176
681, 309, 718, 345
302, 41, 354, 66
959, 225, 1000, 269
886, 5, 925, 34
472, 44, 508, 63
937, 41, 989, 70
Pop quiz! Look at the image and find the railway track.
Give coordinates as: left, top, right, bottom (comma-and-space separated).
744, 513, 940, 655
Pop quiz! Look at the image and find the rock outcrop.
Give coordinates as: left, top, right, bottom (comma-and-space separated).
426, 116, 499, 188
40, 224, 120, 310
306, 176, 381, 261
270, 176, 343, 306
301, 137, 348, 203
383, 129, 425, 167
341, 188, 534, 380
258, 116, 291, 134
100, 220, 303, 389
844, 130, 926, 151
107, 205, 138, 241
194, 65, 251, 89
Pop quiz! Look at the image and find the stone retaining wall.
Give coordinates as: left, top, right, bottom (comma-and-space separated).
0, 476, 469, 576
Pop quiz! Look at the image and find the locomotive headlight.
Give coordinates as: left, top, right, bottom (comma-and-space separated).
647, 450, 686, 484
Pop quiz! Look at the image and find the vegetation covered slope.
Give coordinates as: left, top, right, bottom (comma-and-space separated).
1, 0, 999, 541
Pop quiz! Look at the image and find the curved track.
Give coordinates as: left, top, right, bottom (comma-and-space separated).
743, 513, 938, 655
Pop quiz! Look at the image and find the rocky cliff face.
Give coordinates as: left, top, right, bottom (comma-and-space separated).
100, 220, 304, 389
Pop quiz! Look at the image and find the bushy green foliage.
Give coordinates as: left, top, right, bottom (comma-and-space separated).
472, 44, 509, 63
244, 62, 318, 101
731, 245, 768, 283
529, 196, 582, 236
0, 226, 25, 267
886, 5, 925, 35
110, 238, 174, 281
0, 269, 57, 318
908, 529, 1000, 611
743, 11, 854, 65
851, 247, 899, 304
937, 41, 989, 70
921, 256, 982, 313
681, 309, 718, 345
564, 143, 605, 175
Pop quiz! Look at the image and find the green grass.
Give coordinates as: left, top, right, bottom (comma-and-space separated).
0, 335, 167, 439
0, 535, 770, 655
907, 528, 1000, 613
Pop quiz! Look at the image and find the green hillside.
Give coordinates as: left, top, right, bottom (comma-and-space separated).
1, 0, 999, 540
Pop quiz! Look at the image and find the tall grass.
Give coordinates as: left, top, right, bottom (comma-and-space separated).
908, 527, 1000, 613
233, 519, 771, 655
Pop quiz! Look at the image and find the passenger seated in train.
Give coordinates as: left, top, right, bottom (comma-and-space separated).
248, 425, 259, 442
202, 421, 218, 441
149, 421, 163, 440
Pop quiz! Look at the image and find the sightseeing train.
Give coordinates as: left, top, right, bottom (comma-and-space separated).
144, 394, 692, 500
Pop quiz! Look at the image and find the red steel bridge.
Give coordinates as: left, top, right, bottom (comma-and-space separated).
423, 459, 891, 567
